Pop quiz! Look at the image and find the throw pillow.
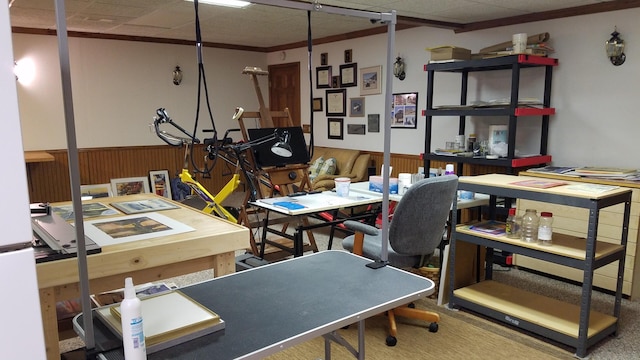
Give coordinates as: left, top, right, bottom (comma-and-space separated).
308, 156, 325, 181
318, 157, 337, 177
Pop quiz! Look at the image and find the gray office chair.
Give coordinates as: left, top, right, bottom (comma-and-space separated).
342, 175, 458, 346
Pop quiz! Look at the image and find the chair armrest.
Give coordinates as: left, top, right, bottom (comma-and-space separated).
343, 220, 379, 236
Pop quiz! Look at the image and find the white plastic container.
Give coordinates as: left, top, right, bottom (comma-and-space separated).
121, 277, 146, 359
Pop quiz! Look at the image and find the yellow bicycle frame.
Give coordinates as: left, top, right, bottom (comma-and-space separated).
178, 168, 240, 222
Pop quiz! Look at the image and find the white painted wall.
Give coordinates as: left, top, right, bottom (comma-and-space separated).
13, 34, 268, 149
267, 8, 640, 169
12, 7, 640, 169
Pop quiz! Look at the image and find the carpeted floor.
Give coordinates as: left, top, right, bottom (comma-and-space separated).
60, 224, 640, 359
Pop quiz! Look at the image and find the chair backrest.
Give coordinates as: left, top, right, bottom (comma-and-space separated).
388, 175, 458, 256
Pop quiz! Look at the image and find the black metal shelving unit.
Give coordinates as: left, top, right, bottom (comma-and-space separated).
448, 174, 630, 358
424, 54, 559, 175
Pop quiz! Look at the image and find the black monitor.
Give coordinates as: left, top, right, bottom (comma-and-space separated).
247, 126, 310, 168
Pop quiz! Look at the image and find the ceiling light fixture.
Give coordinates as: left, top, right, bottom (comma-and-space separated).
185, 0, 251, 8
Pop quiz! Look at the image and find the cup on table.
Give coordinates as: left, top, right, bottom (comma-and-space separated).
334, 177, 351, 197
512, 33, 527, 54
398, 173, 412, 195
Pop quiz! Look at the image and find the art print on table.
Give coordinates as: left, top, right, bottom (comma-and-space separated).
149, 169, 172, 199
80, 183, 113, 199
391, 92, 418, 128
110, 177, 150, 196
82, 212, 194, 246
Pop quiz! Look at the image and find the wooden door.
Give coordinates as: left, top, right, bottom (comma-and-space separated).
268, 62, 300, 127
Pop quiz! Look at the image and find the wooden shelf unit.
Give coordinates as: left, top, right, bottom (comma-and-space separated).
449, 174, 631, 358
515, 171, 640, 297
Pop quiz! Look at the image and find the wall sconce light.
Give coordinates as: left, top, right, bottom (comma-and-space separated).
172, 66, 183, 85
606, 27, 626, 66
14, 58, 36, 85
393, 56, 405, 80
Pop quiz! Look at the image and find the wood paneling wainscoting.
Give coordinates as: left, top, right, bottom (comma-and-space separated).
25, 145, 518, 205
26, 145, 235, 203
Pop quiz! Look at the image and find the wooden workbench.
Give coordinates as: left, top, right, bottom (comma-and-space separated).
36, 194, 249, 359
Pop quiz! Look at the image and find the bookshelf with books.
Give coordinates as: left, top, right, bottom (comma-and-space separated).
424, 54, 558, 175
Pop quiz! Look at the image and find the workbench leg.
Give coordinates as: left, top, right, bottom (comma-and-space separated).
212, 252, 236, 277
39, 287, 60, 360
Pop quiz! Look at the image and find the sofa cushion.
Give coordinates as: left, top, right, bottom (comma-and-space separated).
308, 156, 325, 181
318, 157, 337, 176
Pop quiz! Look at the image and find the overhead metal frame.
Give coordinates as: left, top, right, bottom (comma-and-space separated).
53, 0, 397, 353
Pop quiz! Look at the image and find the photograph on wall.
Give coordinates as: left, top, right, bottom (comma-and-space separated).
368, 114, 380, 133
391, 92, 418, 129
360, 65, 382, 96
349, 97, 365, 117
83, 212, 194, 246
347, 124, 366, 135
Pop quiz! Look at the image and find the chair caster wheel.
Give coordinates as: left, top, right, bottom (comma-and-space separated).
385, 335, 397, 346
429, 322, 439, 332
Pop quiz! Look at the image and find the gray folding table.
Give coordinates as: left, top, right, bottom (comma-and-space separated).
75, 250, 434, 359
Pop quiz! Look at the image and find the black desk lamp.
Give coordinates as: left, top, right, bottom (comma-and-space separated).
271, 131, 293, 157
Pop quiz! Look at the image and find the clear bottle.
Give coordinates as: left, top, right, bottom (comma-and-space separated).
505, 207, 520, 239
121, 277, 146, 360
521, 209, 539, 243
445, 164, 455, 175
538, 212, 554, 246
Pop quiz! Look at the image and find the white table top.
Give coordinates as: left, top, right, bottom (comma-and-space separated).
349, 181, 490, 210
250, 191, 382, 216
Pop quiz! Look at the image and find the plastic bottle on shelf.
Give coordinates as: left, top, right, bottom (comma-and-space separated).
521, 209, 539, 243
445, 164, 455, 175
121, 277, 146, 360
505, 207, 521, 239
538, 212, 554, 246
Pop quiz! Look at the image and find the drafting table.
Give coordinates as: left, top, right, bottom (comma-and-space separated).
74, 250, 435, 359
249, 191, 382, 257
37, 194, 248, 359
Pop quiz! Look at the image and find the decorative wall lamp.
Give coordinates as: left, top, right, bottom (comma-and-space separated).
393, 56, 405, 80
606, 27, 626, 66
172, 66, 183, 85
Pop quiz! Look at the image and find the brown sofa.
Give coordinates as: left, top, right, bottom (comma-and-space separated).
309, 147, 371, 191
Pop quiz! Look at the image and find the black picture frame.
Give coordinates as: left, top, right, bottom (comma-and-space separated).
328, 118, 344, 140
391, 92, 419, 129
312, 97, 323, 112
326, 89, 346, 116
339, 63, 357, 87
316, 66, 332, 89
344, 49, 352, 63
367, 114, 380, 133
320, 52, 328, 65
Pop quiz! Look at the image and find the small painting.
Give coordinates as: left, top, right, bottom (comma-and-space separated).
110, 177, 150, 196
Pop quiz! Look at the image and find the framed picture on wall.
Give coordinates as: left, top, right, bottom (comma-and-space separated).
149, 169, 172, 199
339, 63, 357, 87
326, 89, 346, 116
368, 114, 380, 133
312, 97, 323, 112
391, 92, 418, 129
316, 66, 332, 88
360, 65, 382, 96
110, 177, 150, 196
328, 118, 344, 140
349, 97, 365, 117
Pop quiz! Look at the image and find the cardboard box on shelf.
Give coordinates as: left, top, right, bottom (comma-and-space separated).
427, 46, 472, 61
